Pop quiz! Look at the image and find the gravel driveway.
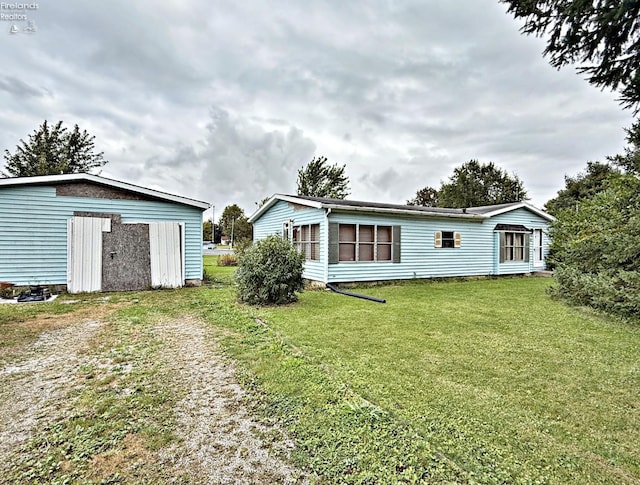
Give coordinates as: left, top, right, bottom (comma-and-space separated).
0, 307, 308, 484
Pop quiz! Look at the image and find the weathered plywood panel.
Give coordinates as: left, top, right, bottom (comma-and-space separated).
102, 221, 151, 292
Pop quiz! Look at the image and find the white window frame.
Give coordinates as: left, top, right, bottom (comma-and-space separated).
293, 223, 320, 261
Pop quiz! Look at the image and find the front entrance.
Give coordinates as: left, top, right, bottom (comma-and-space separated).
67, 215, 183, 293
533, 228, 544, 268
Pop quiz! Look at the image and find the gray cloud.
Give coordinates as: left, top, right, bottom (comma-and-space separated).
0, 76, 45, 98
0, 0, 635, 216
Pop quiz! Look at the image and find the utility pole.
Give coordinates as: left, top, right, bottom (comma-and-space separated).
211, 205, 215, 244
231, 217, 235, 249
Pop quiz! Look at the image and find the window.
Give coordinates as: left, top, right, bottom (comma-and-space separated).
293, 223, 319, 260
339, 224, 356, 261
495, 224, 531, 263
500, 232, 530, 262
282, 221, 291, 241
337, 224, 394, 262
376, 226, 392, 261
434, 231, 461, 248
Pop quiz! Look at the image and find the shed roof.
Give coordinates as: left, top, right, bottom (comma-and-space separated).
0, 173, 210, 210
249, 194, 553, 223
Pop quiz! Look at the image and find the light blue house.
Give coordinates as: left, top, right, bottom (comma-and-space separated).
0, 174, 209, 292
249, 195, 554, 284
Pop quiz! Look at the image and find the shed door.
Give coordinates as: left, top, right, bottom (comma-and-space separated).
67, 216, 111, 293
149, 222, 183, 288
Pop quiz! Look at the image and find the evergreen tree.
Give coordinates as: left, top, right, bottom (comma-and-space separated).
502, 0, 640, 111
549, 125, 640, 318
544, 161, 620, 216
2, 120, 108, 177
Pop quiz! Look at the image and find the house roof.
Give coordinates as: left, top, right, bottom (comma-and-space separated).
249, 194, 554, 223
0, 173, 210, 210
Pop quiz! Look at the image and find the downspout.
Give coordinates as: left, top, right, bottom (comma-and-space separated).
324, 208, 331, 284
326, 283, 386, 304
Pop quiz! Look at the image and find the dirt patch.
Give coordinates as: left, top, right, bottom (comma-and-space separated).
90, 433, 156, 478
155, 317, 309, 484
0, 317, 107, 475
0, 306, 309, 483
0, 302, 121, 363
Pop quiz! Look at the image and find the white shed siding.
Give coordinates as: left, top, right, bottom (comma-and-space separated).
149, 222, 183, 288
0, 185, 203, 286
67, 216, 106, 293
252, 200, 326, 281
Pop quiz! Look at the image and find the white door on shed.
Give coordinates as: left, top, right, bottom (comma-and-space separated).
149, 222, 183, 288
67, 216, 111, 293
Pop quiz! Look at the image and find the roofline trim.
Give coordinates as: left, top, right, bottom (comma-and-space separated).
323, 204, 486, 220
481, 201, 555, 221
248, 195, 554, 223
0, 173, 210, 210
248, 193, 323, 222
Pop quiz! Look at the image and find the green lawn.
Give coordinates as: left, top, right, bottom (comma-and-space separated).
2, 259, 638, 483
214, 270, 639, 483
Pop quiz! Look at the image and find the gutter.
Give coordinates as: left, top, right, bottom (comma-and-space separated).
322, 204, 486, 220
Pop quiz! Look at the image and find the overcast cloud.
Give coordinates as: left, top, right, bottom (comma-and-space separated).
0, 0, 634, 220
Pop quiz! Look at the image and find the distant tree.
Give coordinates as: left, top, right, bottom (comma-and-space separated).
219, 204, 252, 244
436, 160, 527, 208
544, 161, 620, 216
501, 0, 640, 111
407, 186, 439, 207
203, 219, 213, 241
213, 224, 222, 244
256, 196, 271, 208
296, 156, 350, 199
2, 120, 108, 177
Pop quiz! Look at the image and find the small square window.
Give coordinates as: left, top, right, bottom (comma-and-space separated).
442, 231, 455, 248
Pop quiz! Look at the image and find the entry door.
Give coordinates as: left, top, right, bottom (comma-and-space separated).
533, 229, 543, 266
149, 222, 183, 288
67, 216, 111, 293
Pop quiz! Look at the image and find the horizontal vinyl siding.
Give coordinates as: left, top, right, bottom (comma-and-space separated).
252, 200, 293, 240
491, 208, 551, 275
327, 212, 493, 283
0, 186, 204, 286
252, 200, 326, 282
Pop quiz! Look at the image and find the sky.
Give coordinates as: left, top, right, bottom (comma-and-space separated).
0, 1, 635, 222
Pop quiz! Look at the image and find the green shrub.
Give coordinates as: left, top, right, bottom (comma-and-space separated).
235, 235, 305, 305
232, 237, 253, 257
548, 175, 640, 319
217, 254, 238, 266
